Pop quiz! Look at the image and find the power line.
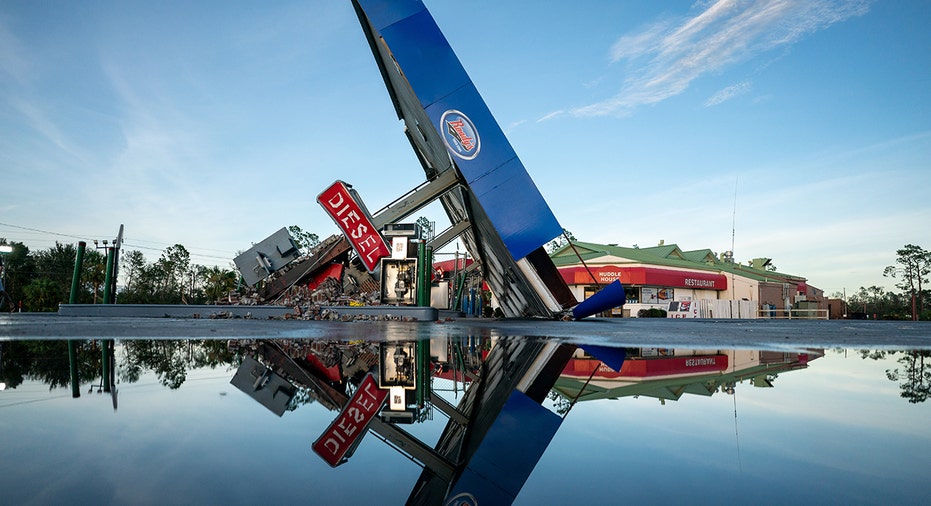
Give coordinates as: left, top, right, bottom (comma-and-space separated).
122, 243, 234, 263
0, 221, 236, 263
123, 237, 236, 255
0, 221, 100, 242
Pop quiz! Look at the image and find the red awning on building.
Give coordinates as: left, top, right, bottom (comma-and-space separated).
433, 258, 474, 275
563, 355, 729, 379
558, 265, 727, 291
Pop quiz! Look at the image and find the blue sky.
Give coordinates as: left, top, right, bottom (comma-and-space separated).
2, 0, 929, 295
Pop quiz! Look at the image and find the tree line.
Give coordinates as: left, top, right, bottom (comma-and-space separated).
0, 239, 242, 312
2, 238, 928, 318
0, 339, 234, 391
2, 339, 926, 404
838, 244, 931, 320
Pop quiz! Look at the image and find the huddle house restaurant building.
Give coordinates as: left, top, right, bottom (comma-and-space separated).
550, 241, 826, 318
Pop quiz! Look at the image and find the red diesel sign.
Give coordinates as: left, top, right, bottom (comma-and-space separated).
317, 181, 390, 272
312, 373, 388, 467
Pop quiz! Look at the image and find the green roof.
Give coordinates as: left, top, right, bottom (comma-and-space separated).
551, 240, 807, 284
681, 249, 718, 264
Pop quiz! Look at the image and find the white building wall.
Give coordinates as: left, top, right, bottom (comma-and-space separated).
722, 274, 758, 301
673, 288, 719, 301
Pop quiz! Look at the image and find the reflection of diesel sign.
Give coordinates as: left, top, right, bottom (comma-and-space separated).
684, 278, 715, 287
685, 358, 717, 367
312, 373, 387, 467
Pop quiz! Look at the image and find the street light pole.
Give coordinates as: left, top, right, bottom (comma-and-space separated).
0, 244, 13, 312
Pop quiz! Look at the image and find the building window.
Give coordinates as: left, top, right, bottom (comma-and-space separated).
584, 286, 623, 317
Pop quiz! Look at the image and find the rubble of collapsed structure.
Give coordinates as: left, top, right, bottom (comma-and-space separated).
232, 233, 381, 308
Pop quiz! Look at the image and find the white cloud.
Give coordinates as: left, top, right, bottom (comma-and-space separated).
504, 119, 526, 134
608, 19, 672, 62
9, 97, 77, 158
705, 80, 752, 106
0, 16, 32, 87
537, 110, 566, 123
574, 0, 872, 117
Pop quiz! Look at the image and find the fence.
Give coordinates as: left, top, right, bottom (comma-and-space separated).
623, 300, 829, 319
756, 306, 829, 320
699, 299, 757, 319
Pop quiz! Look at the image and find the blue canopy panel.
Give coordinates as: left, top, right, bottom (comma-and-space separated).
357, 0, 562, 262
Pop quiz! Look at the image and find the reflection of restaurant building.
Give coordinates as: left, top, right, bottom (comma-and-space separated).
554, 347, 822, 402
551, 241, 826, 317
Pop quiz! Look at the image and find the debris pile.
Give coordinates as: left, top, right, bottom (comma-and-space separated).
203, 304, 421, 322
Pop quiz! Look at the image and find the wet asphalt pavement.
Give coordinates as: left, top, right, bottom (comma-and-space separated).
3, 312, 930, 350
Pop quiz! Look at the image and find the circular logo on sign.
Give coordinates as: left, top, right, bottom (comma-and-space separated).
444, 492, 478, 506
440, 110, 480, 160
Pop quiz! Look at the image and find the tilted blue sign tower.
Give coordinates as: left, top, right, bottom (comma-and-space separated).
352, 0, 623, 318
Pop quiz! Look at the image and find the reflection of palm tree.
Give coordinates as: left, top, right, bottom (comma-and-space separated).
120, 340, 235, 389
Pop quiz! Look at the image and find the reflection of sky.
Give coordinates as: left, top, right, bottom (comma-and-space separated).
520, 350, 931, 505
0, 368, 424, 504
2, 350, 930, 504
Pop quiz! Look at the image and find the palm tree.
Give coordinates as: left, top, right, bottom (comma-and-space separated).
203, 266, 238, 302
24, 278, 63, 312
85, 250, 107, 303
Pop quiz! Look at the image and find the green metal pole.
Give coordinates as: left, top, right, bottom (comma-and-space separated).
68, 241, 85, 398
101, 339, 111, 393
416, 339, 430, 407
416, 242, 427, 306
69, 241, 86, 304
68, 340, 81, 398
425, 245, 433, 307
415, 340, 424, 407
414, 243, 422, 306
455, 273, 466, 312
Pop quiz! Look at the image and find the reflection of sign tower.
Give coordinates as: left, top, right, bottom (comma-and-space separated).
407, 339, 588, 505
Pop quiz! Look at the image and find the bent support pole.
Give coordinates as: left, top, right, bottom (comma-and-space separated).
572, 280, 626, 319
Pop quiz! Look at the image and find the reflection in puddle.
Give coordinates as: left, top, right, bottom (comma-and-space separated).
1, 338, 929, 504
556, 348, 819, 406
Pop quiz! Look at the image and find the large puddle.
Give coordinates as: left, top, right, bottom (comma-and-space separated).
1, 337, 929, 505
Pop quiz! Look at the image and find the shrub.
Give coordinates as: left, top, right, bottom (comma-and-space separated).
637, 308, 667, 318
